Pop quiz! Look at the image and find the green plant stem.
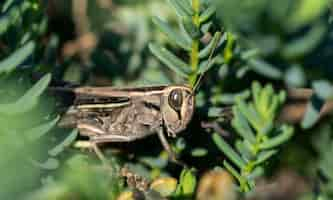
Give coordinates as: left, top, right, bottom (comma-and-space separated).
189, 0, 201, 86
191, 41, 199, 72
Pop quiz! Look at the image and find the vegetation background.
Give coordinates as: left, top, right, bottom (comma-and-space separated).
0, 0, 333, 199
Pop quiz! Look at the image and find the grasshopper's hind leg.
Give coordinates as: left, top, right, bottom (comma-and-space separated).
89, 134, 137, 164
90, 140, 108, 165
77, 125, 132, 165
75, 126, 109, 165
73, 139, 109, 165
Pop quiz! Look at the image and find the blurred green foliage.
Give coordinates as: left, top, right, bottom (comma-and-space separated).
0, 0, 51, 199
0, 74, 55, 199
0, 0, 78, 199
26, 155, 124, 200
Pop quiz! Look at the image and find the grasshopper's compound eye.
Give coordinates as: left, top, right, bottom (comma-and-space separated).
168, 89, 183, 111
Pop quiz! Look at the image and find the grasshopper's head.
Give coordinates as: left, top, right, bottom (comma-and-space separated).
161, 85, 195, 137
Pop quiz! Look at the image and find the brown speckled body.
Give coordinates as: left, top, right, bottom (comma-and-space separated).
74, 92, 163, 140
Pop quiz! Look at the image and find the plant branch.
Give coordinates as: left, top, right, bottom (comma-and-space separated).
278, 88, 333, 124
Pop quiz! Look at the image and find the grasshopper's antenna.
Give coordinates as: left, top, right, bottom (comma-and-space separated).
193, 31, 223, 94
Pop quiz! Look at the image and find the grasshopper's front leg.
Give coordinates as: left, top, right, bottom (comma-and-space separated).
157, 128, 187, 167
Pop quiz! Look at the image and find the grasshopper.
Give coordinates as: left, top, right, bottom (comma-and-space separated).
57, 32, 222, 164
58, 85, 195, 164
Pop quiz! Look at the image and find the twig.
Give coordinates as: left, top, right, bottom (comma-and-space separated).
279, 101, 333, 124
201, 121, 231, 137
278, 88, 333, 123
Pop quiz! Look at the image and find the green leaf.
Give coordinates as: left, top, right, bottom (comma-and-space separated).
199, 32, 224, 59
313, 80, 333, 100
20, 32, 32, 45
282, 22, 326, 59
48, 129, 78, 156
179, 21, 195, 44
176, 137, 186, 152
236, 99, 262, 131
284, 65, 306, 87
198, 57, 218, 74
168, 0, 194, 17
259, 121, 274, 136
240, 49, 260, 60
0, 41, 36, 74
178, 0, 192, 14
175, 168, 197, 196
30, 158, 60, 170
182, 17, 201, 39
254, 150, 277, 165
223, 160, 241, 180
200, 21, 213, 34
236, 66, 250, 78
223, 160, 249, 191
2, 0, 16, 12
312, 124, 331, 154
152, 17, 192, 50
252, 81, 262, 112
247, 58, 282, 80
260, 84, 274, 111
0, 73, 51, 115
140, 156, 168, 168
149, 43, 190, 78
235, 140, 254, 161
25, 116, 60, 141
301, 94, 325, 129
258, 85, 277, 120
320, 158, 333, 181
278, 90, 287, 105
212, 133, 246, 169
259, 125, 294, 149
0, 3, 25, 36
199, 5, 216, 23
247, 166, 264, 180
232, 107, 256, 144
216, 90, 250, 104
207, 107, 223, 117
191, 148, 208, 157
285, 0, 330, 30
0, 16, 10, 35
150, 178, 177, 198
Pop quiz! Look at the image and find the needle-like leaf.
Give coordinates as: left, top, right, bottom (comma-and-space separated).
149, 43, 191, 78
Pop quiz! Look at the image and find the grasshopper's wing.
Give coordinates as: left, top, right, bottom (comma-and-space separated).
58, 87, 132, 128
74, 93, 130, 109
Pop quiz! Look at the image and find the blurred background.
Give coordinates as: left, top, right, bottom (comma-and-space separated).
0, 0, 333, 199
